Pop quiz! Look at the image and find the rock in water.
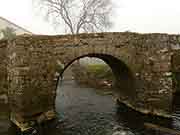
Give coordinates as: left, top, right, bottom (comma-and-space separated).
112, 130, 134, 135
112, 131, 127, 135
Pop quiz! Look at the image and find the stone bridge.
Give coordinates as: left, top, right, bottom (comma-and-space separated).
0, 32, 180, 130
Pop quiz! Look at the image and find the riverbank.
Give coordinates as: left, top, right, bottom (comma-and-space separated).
72, 63, 115, 91
63, 64, 174, 119
39, 79, 175, 135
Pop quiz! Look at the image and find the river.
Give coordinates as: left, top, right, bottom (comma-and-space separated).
1, 79, 180, 135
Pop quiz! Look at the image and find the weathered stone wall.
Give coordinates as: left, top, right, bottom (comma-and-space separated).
0, 39, 8, 104
2, 32, 180, 128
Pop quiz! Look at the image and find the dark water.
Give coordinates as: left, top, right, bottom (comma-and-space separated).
172, 93, 180, 131
1, 80, 180, 135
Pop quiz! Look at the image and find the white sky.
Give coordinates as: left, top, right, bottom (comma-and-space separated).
0, 0, 180, 35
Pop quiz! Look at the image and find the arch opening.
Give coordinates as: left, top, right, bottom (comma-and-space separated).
55, 53, 135, 105
54, 54, 136, 135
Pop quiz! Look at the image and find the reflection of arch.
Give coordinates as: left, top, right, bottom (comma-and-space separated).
56, 53, 135, 98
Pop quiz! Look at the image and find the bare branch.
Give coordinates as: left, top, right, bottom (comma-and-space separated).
35, 0, 113, 34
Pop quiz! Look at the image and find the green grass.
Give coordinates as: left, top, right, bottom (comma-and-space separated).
85, 64, 114, 80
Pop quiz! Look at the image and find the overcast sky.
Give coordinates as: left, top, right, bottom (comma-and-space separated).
0, 0, 180, 35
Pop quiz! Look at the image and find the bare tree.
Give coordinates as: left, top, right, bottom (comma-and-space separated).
35, 0, 113, 34
1, 27, 16, 40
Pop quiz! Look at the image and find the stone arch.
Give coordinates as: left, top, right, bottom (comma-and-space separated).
6, 32, 176, 130
56, 53, 136, 101
8, 33, 138, 128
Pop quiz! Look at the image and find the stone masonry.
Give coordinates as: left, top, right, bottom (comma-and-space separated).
0, 39, 8, 104
0, 32, 180, 130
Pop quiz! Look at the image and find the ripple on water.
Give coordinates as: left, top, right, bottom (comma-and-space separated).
3, 80, 180, 135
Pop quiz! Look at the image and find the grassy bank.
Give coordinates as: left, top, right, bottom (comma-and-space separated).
72, 63, 115, 90
85, 64, 114, 80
